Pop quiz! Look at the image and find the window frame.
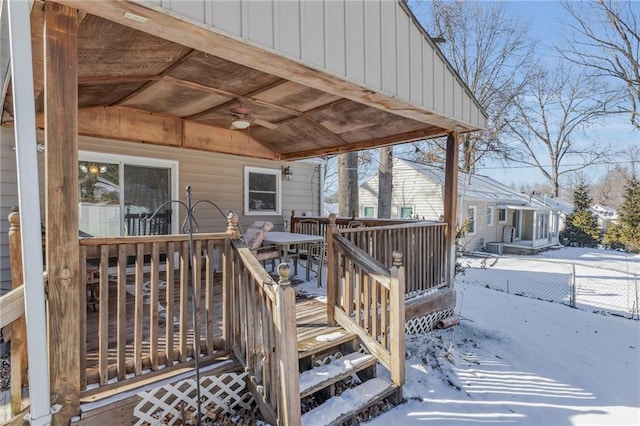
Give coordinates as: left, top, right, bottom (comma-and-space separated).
399, 206, 414, 219
467, 205, 477, 235
363, 206, 375, 218
498, 208, 507, 223
487, 206, 494, 226
244, 166, 282, 216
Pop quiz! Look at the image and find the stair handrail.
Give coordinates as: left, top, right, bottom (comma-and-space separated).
327, 220, 406, 387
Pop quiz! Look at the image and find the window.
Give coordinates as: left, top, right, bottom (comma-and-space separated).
498, 208, 506, 223
245, 166, 281, 215
399, 206, 413, 219
467, 206, 477, 234
536, 213, 549, 240
78, 152, 177, 237
487, 206, 494, 226
363, 206, 375, 218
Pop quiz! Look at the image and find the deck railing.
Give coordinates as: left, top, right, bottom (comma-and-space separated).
78, 231, 235, 391
228, 241, 300, 425
326, 231, 406, 386
336, 220, 449, 298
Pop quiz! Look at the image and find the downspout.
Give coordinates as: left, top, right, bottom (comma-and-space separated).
7, 0, 52, 424
319, 163, 325, 216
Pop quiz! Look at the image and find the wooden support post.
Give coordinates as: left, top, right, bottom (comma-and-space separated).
389, 251, 406, 387
275, 264, 301, 425
443, 132, 459, 288
326, 214, 337, 325
44, 2, 80, 422
7, 208, 27, 416
223, 213, 239, 349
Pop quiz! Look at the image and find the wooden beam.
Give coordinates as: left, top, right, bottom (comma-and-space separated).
44, 2, 81, 422
0, 286, 24, 329
443, 132, 459, 288
53, 0, 479, 131
281, 126, 447, 160
183, 120, 280, 160
405, 288, 456, 321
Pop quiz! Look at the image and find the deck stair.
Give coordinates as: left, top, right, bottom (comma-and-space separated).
296, 329, 400, 425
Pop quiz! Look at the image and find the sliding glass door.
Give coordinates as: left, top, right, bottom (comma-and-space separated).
78, 153, 177, 237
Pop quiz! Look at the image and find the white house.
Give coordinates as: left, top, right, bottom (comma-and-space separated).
590, 204, 620, 234
359, 158, 561, 253
531, 192, 574, 231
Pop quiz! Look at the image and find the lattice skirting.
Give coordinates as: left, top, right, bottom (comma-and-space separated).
133, 372, 255, 425
405, 308, 454, 335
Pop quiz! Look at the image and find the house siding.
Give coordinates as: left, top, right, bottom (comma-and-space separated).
0, 130, 321, 292
137, 0, 485, 130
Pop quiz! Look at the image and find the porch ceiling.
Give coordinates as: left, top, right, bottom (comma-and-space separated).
2, 0, 482, 161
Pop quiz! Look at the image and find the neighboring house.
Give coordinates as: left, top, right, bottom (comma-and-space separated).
531, 192, 574, 231
590, 204, 620, 233
0, 127, 325, 292
359, 158, 561, 253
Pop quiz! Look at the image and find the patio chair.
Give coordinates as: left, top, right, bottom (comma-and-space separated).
290, 219, 320, 273
124, 210, 171, 236
244, 221, 281, 270
306, 242, 327, 287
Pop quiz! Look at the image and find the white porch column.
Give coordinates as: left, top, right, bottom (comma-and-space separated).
7, 0, 52, 424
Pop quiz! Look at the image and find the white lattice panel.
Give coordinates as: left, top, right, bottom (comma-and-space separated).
133, 372, 254, 425
405, 308, 454, 335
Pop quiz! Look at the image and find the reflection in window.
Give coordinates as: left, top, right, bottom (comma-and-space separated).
245, 167, 281, 215
363, 206, 375, 218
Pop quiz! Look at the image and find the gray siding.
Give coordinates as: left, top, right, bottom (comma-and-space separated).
137, 0, 485, 129
0, 130, 321, 291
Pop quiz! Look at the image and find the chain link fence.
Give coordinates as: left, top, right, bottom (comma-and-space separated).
458, 255, 639, 320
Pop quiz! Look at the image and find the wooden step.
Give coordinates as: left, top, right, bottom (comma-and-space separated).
299, 352, 376, 399
301, 378, 397, 426
297, 329, 357, 360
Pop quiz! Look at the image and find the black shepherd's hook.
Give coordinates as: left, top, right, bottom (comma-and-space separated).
142, 185, 232, 425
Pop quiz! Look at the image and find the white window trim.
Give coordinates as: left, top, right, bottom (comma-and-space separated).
244, 166, 282, 216
363, 206, 376, 218
399, 205, 414, 219
79, 151, 179, 234
498, 208, 507, 223
468, 205, 477, 235
487, 206, 494, 226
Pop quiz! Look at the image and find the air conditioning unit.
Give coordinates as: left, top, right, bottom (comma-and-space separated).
485, 242, 503, 255
503, 226, 515, 243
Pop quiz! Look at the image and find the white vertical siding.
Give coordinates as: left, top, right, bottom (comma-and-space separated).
325, 1, 346, 77
141, 0, 486, 128
345, 0, 365, 84
363, 0, 382, 89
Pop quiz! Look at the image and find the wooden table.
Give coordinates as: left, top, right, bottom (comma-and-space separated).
263, 231, 324, 275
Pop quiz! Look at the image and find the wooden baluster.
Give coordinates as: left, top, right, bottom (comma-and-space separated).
7, 208, 27, 416
326, 214, 337, 324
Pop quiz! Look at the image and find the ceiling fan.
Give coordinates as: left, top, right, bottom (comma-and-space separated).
229, 99, 278, 130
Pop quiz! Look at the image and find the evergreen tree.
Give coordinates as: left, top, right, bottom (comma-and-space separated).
561, 184, 600, 247
605, 176, 640, 252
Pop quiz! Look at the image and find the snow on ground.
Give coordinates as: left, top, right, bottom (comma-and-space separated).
363, 247, 640, 426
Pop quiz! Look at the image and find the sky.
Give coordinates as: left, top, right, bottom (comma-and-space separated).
294, 246, 640, 425
474, 1, 638, 189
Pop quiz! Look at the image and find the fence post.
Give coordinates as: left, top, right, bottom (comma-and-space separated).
275, 263, 301, 425
8, 207, 28, 416
389, 251, 406, 387
634, 274, 639, 320
326, 214, 337, 325
571, 263, 576, 308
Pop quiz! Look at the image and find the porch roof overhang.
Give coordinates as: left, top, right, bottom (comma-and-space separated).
498, 204, 558, 213
1, 0, 487, 161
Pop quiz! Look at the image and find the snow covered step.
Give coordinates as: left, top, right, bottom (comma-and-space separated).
299, 352, 376, 398
301, 378, 397, 426
297, 330, 357, 360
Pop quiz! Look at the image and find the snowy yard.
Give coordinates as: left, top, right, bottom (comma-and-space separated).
360, 247, 640, 425
458, 248, 639, 318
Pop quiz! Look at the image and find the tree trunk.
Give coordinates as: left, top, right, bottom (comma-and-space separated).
338, 152, 359, 217
462, 134, 475, 174
378, 147, 393, 218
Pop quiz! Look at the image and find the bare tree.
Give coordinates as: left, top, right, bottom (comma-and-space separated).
412, 0, 535, 173
337, 152, 359, 217
506, 64, 614, 197
560, 0, 640, 130
377, 146, 393, 218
